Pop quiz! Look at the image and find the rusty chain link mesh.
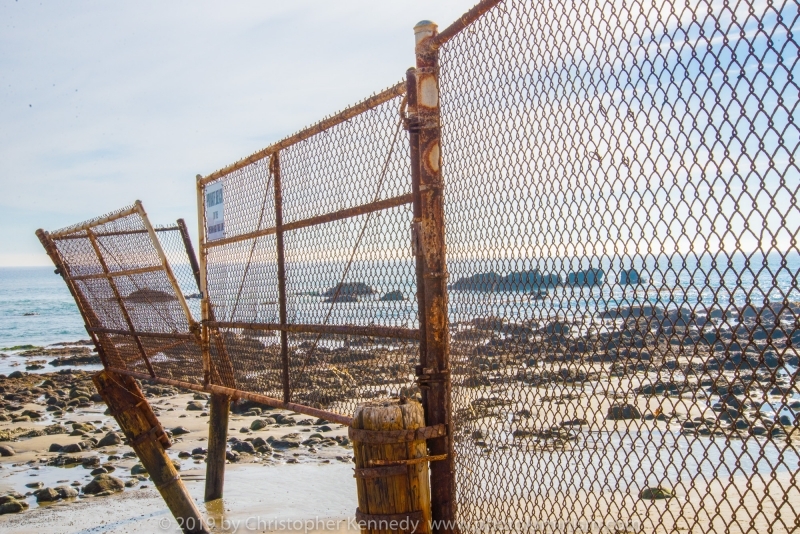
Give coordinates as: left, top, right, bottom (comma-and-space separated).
46, 206, 204, 386
36, 0, 800, 528
201, 87, 421, 416
439, 0, 799, 532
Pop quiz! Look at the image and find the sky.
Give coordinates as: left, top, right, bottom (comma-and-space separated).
0, 0, 476, 266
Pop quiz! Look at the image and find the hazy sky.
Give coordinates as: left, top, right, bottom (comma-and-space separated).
0, 0, 474, 266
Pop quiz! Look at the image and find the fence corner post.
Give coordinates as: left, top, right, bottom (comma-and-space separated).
413, 19, 457, 533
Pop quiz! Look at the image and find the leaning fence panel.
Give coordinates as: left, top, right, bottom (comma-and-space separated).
438, 0, 800, 532
41, 205, 205, 387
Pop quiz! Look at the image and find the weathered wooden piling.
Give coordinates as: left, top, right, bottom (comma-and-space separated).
204, 392, 230, 501
352, 399, 443, 534
93, 370, 207, 534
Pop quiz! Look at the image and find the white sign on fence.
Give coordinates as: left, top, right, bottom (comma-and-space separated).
205, 182, 225, 241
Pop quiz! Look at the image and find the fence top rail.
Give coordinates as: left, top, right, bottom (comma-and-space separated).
424, 0, 502, 53
49, 203, 141, 238
198, 81, 406, 187
53, 224, 182, 240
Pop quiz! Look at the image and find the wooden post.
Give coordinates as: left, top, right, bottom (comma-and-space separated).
179, 217, 231, 503
204, 393, 230, 502
352, 399, 433, 534
412, 20, 457, 532
93, 370, 207, 534
270, 152, 291, 404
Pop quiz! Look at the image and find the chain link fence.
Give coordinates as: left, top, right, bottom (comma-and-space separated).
439, 0, 799, 532
38, 204, 205, 386
198, 84, 422, 418
36, 0, 799, 530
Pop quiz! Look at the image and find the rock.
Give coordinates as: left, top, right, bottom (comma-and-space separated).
48, 443, 63, 452
322, 282, 375, 297
170, 426, 190, 436
619, 269, 643, 285
82, 456, 101, 468
606, 404, 641, 420
734, 419, 750, 430
26, 482, 44, 489
380, 290, 406, 301
61, 443, 82, 453
191, 447, 208, 455
55, 486, 78, 499
124, 479, 139, 488
82, 474, 124, 495
225, 450, 240, 462
250, 419, 268, 431
567, 268, 603, 287
186, 401, 205, 411
97, 432, 122, 447
178, 451, 191, 458
90, 467, 108, 476
272, 433, 303, 449
0, 445, 15, 457
639, 486, 674, 500
0, 498, 28, 514
8, 371, 25, 379
35, 487, 61, 502
561, 418, 589, 426
131, 464, 148, 475
232, 441, 256, 454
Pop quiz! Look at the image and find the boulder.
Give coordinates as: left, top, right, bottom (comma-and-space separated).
82, 474, 125, 495
606, 404, 641, 420
0, 445, 15, 457
639, 486, 674, 500
60, 443, 82, 453
232, 441, 256, 454
97, 432, 122, 447
170, 426, 190, 436
131, 464, 148, 475
250, 419, 268, 431
272, 433, 303, 449
55, 486, 78, 499
35, 487, 61, 502
0, 498, 28, 514
186, 401, 205, 411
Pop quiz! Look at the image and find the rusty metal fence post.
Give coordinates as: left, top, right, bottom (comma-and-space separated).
412, 20, 457, 532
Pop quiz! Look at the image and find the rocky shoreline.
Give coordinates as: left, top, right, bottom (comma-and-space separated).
0, 348, 354, 522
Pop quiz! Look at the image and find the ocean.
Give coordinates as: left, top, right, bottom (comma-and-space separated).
0, 267, 85, 349
1, 251, 799, 349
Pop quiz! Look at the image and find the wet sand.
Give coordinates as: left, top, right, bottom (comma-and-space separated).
0, 355, 360, 533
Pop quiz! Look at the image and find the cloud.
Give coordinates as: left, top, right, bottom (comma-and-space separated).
0, 0, 473, 266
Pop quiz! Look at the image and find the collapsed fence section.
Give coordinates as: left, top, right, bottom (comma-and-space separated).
197, 82, 423, 420
37, 203, 205, 386
436, 0, 800, 532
